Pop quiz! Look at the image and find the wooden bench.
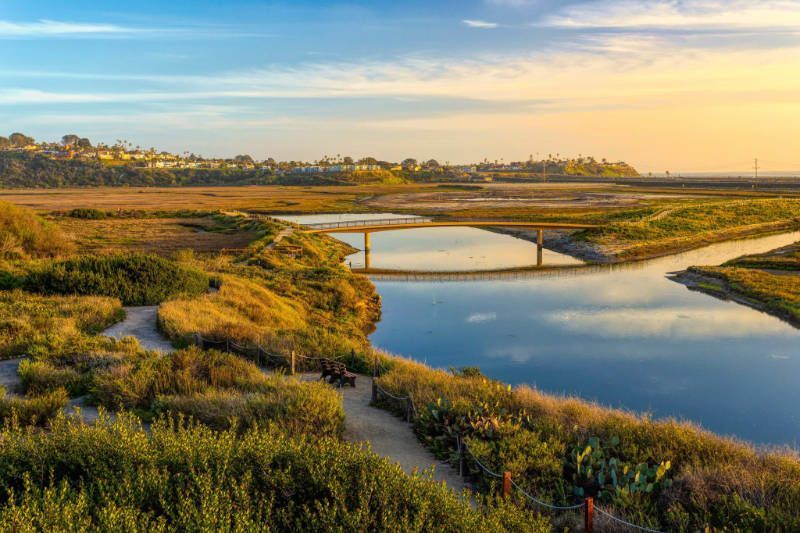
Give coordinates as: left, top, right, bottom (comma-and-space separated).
319, 358, 357, 387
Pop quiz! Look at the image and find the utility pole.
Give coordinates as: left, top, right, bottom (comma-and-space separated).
542, 159, 547, 182
753, 158, 759, 179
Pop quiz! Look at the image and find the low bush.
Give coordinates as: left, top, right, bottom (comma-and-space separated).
17, 359, 84, 396
26, 253, 209, 305
0, 414, 549, 531
90, 347, 270, 409
155, 376, 344, 437
0, 387, 68, 426
67, 208, 107, 220
0, 290, 122, 359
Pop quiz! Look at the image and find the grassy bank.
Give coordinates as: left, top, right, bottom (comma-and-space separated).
373, 356, 800, 531
573, 198, 800, 262
675, 241, 800, 326
158, 220, 380, 362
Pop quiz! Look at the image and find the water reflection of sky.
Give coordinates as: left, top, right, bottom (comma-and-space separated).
280, 215, 800, 446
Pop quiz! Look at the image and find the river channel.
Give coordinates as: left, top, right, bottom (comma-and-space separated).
281, 213, 800, 446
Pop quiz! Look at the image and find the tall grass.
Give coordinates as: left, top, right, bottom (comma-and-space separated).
0, 201, 73, 259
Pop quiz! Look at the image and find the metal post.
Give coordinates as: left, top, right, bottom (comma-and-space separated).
584, 497, 594, 533
503, 471, 512, 498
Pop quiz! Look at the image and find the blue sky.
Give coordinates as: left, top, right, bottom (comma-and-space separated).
1, 0, 799, 171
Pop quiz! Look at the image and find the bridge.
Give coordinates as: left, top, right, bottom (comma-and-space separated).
300, 217, 598, 270
301, 217, 598, 234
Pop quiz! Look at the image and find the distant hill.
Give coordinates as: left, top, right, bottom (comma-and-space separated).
0, 151, 638, 188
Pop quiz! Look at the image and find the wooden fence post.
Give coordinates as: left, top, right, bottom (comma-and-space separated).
503, 471, 511, 499
290, 351, 296, 375
457, 435, 464, 477
371, 378, 377, 402
405, 397, 412, 422
584, 497, 594, 533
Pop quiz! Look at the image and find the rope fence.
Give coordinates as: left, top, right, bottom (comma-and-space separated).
189, 335, 664, 533
189, 332, 342, 372
371, 372, 666, 533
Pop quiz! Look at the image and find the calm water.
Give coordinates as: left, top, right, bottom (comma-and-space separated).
283, 214, 800, 446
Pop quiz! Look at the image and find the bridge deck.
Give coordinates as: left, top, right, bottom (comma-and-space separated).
303, 219, 598, 234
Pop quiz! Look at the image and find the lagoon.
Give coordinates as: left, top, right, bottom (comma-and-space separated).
283, 214, 800, 446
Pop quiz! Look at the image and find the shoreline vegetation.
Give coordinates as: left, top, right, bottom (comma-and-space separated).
0, 194, 799, 528
486, 198, 800, 263
672, 241, 800, 328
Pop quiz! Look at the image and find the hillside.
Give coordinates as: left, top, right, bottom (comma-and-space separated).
0, 151, 638, 188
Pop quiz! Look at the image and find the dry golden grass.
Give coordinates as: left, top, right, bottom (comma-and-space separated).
0, 201, 73, 259
55, 216, 259, 255
0, 184, 442, 213
158, 275, 305, 344
0, 290, 123, 359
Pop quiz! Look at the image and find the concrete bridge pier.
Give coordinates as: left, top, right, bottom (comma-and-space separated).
537, 228, 544, 267
364, 232, 371, 270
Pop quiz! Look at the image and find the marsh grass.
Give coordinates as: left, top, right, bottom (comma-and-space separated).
579, 198, 800, 260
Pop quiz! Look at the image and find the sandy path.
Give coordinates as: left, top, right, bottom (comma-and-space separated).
0, 358, 24, 397
266, 227, 294, 249
292, 371, 468, 493
103, 306, 174, 352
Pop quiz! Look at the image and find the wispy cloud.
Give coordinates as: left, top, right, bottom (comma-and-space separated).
462, 19, 499, 29
467, 312, 497, 323
0, 19, 141, 37
539, 0, 800, 30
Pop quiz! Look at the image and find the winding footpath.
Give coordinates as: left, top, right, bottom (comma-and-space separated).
103, 306, 174, 352
3, 305, 467, 494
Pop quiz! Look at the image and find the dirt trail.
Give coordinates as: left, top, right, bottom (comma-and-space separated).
103, 306, 174, 352
293, 372, 468, 493
266, 227, 294, 249
0, 358, 23, 397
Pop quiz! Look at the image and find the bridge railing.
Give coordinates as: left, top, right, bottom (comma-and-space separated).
301, 217, 432, 230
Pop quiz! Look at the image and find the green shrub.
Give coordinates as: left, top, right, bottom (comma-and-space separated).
154, 377, 344, 437
17, 359, 84, 396
0, 414, 549, 531
26, 253, 209, 305
67, 208, 107, 220
0, 387, 68, 426
0, 290, 123, 359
